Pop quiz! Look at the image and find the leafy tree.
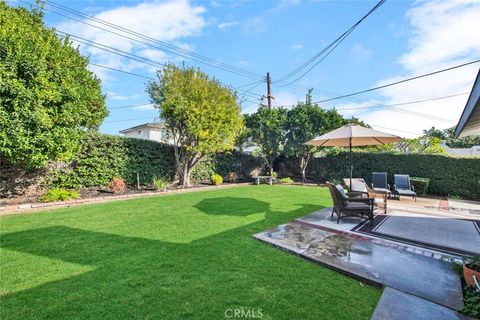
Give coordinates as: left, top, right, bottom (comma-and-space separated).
245, 105, 287, 175
284, 91, 347, 181
147, 64, 243, 186
423, 126, 448, 140
0, 2, 107, 168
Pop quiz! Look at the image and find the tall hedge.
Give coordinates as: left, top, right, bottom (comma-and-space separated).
279, 152, 480, 200
46, 132, 176, 188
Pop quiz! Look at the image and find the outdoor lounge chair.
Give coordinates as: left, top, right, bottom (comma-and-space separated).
393, 174, 417, 201
326, 183, 375, 226
371, 172, 391, 195
343, 178, 388, 213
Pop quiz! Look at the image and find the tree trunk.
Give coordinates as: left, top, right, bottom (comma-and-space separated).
299, 154, 311, 183
177, 160, 191, 187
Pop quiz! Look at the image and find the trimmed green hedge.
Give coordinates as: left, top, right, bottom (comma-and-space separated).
279, 152, 480, 200
3, 133, 479, 201
47, 132, 262, 189
410, 177, 430, 196
46, 132, 176, 188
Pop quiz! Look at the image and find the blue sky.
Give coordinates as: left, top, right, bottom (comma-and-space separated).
11, 0, 480, 137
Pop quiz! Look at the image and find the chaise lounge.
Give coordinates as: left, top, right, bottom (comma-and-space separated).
392, 174, 417, 201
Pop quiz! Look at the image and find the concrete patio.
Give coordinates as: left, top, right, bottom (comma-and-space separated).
253, 196, 480, 319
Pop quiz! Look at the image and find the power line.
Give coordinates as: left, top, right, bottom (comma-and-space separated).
274, 0, 387, 84
105, 116, 155, 123
22, 0, 264, 81
334, 92, 469, 111
89, 63, 154, 80
315, 60, 480, 103
109, 103, 154, 110
369, 124, 421, 136
56, 34, 264, 101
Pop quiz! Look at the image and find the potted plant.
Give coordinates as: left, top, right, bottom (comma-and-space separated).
463, 256, 480, 288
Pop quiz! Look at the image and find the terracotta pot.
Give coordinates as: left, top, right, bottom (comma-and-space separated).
463, 264, 480, 288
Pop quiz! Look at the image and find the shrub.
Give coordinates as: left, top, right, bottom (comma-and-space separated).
461, 286, 480, 318
280, 152, 480, 200
279, 177, 293, 184
410, 177, 430, 196
211, 174, 223, 186
44, 132, 176, 189
40, 188, 79, 202
271, 171, 278, 179
226, 172, 238, 183
152, 176, 169, 191
108, 177, 126, 193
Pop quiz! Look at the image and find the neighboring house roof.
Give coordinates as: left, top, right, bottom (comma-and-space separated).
440, 142, 480, 156
455, 68, 480, 138
119, 122, 166, 134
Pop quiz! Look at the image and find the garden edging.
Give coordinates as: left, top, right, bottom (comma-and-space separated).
0, 183, 251, 216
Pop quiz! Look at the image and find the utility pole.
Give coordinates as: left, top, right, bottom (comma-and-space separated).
266, 72, 274, 108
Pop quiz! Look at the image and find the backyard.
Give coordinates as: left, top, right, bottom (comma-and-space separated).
0, 185, 380, 320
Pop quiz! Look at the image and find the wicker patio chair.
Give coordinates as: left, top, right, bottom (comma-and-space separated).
326, 183, 375, 226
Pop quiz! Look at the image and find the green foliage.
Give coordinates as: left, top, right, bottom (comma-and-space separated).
39, 188, 79, 202
409, 177, 430, 196
211, 173, 223, 185
147, 63, 243, 185
245, 105, 287, 174
0, 2, 107, 168
280, 152, 480, 200
284, 92, 347, 181
191, 152, 262, 182
278, 177, 293, 184
374, 137, 447, 155
425, 126, 480, 148
152, 176, 169, 191
46, 132, 175, 188
461, 286, 480, 318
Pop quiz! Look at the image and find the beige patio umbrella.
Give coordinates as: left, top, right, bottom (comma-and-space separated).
304, 124, 403, 190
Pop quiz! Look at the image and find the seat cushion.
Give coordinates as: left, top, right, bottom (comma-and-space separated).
345, 202, 371, 210
395, 189, 416, 196
373, 187, 390, 194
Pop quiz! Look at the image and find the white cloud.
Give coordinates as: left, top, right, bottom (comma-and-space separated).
133, 104, 156, 111
57, 0, 207, 78
107, 91, 143, 101
243, 17, 267, 35
218, 21, 239, 30
355, 0, 480, 137
272, 0, 300, 11
292, 43, 303, 50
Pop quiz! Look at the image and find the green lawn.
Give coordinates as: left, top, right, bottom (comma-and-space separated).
0, 185, 380, 319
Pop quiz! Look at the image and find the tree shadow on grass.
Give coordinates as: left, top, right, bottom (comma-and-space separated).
194, 197, 270, 216
0, 202, 380, 320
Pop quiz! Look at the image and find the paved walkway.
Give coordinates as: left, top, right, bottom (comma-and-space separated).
372, 287, 473, 320
253, 196, 480, 318
253, 221, 464, 310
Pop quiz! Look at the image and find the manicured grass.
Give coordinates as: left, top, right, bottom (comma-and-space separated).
0, 185, 380, 319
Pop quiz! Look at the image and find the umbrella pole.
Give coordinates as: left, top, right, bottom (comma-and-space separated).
349, 139, 353, 191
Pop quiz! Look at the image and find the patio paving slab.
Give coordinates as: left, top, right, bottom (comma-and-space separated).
366, 212, 480, 255
253, 222, 464, 310
372, 287, 473, 320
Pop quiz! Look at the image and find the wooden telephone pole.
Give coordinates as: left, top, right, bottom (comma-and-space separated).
266, 72, 274, 108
